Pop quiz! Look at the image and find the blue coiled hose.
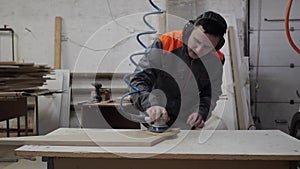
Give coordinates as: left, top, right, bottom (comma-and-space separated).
119, 0, 164, 123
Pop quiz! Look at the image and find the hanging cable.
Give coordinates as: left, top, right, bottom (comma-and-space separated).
119, 0, 164, 123
285, 0, 300, 54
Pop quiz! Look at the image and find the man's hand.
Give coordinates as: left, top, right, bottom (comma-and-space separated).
187, 112, 205, 129
146, 106, 169, 122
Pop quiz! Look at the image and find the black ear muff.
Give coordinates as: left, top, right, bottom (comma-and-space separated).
215, 37, 225, 51
182, 20, 195, 45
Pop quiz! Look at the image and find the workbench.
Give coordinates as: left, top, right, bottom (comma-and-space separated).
0, 96, 28, 137
12, 128, 300, 169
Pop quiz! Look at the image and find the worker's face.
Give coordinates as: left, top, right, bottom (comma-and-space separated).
187, 26, 221, 59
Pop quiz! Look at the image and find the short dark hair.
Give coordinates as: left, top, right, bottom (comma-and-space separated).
195, 11, 227, 37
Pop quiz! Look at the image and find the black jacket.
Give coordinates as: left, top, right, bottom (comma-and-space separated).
130, 31, 223, 129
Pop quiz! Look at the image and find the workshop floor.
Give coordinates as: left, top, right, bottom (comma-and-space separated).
0, 145, 46, 169
0, 130, 46, 169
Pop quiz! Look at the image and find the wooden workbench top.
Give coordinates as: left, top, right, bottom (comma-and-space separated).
14, 128, 300, 161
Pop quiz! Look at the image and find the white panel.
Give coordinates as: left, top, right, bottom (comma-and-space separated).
38, 72, 63, 135
250, 0, 300, 132
257, 103, 299, 133
255, 67, 300, 101
250, 0, 300, 29
38, 70, 71, 134
250, 31, 300, 65
58, 70, 71, 127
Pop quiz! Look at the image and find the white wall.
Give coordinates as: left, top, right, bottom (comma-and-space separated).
0, 0, 163, 73
166, 0, 246, 23
0, 0, 246, 73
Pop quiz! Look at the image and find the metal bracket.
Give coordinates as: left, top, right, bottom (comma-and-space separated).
42, 157, 54, 169
0, 25, 15, 61
264, 18, 300, 22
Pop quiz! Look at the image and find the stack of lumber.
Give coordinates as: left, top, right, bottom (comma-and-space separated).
0, 62, 53, 92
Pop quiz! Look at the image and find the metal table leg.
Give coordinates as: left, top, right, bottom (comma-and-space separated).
42, 157, 54, 169
17, 117, 20, 136
6, 120, 9, 137
25, 111, 28, 136
35, 96, 39, 135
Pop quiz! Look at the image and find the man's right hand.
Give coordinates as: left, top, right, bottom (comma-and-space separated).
146, 106, 169, 122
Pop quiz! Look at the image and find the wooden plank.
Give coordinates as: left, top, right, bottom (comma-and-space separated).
14, 129, 300, 161
0, 128, 180, 147
54, 16, 62, 69
0, 62, 34, 66
0, 62, 53, 92
228, 27, 246, 129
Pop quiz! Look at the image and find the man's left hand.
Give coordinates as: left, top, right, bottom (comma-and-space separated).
186, 112, 205, 129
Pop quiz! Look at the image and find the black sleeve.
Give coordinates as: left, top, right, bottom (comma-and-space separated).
130, 38, 164, 112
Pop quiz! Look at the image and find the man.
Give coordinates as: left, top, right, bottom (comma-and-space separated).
130, 11, 227, 129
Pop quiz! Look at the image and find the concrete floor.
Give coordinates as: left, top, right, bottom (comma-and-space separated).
0, 130, 46, 169
0, 145, 46, 169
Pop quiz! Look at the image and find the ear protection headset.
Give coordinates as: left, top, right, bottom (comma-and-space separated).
182, 11, 227, 51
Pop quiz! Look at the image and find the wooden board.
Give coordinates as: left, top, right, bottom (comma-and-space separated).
0, 128, 180, 147
0, 62, 53, 92
228, 27, 246, 129
13, 129, 300, 161
54, 16, 62, 69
